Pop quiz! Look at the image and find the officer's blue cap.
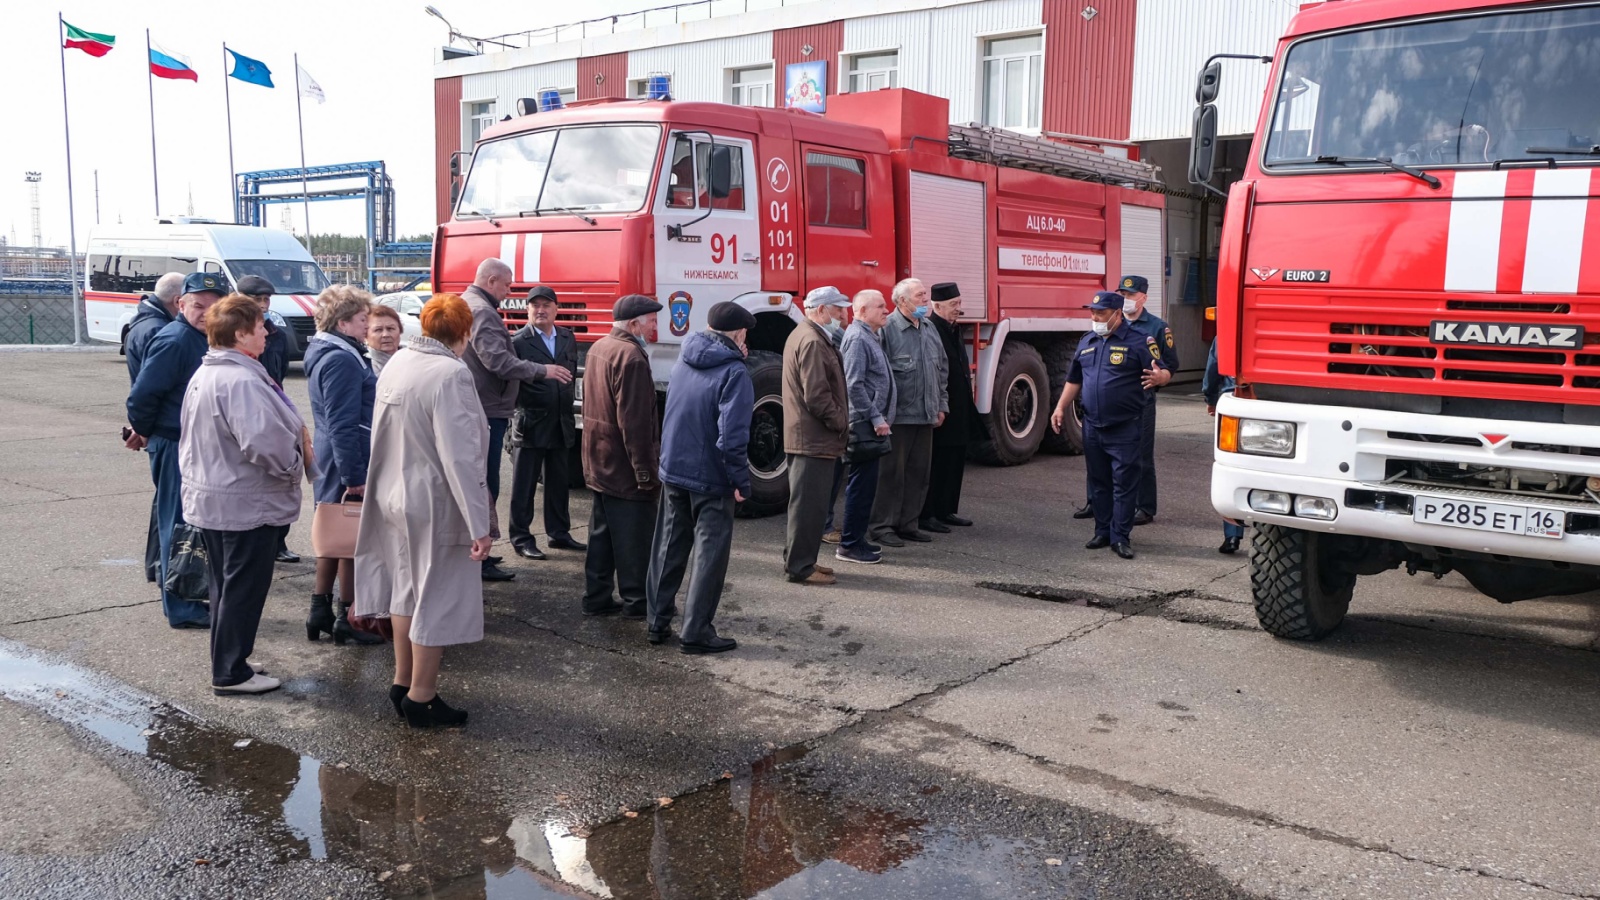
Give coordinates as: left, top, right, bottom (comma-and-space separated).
182, 272, 229, 296
1118, 275, 1149, 294
1084, 290, 1123, 310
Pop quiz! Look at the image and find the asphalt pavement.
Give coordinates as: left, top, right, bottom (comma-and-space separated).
1, 348, 1597, 899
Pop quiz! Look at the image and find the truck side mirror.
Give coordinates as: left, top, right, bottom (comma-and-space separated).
450, 181, 461, 206
450, 155, 461, 177
1196, 61, 1223, 105
708, 145, 733, 200
1189, 104, 1219, 187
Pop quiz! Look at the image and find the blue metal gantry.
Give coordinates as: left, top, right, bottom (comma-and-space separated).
235, 161, 430, 290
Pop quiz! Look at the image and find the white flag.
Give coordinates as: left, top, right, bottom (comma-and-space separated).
297, 63, 325, 104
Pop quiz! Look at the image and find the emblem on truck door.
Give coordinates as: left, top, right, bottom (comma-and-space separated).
1429, 321, 1584, 350
1249, 267, 1280, 281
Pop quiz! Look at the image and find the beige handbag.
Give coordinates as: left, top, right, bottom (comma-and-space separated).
311, 493, 363, 559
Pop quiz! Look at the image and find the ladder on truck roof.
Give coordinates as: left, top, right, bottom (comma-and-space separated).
946, 123, 1161, 188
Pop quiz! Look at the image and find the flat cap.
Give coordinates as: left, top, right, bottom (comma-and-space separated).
803, 286, 850, 309
930, 282, 960, 302
613, 294, 662, 322
707, 301, 757, 332
236, 275, 276, 297
527, 285, 559, 304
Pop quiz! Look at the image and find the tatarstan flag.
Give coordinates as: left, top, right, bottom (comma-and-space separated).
63, 21, 115, 57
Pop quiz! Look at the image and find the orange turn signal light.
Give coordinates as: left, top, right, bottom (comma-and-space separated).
1205, 306, 1216, 321
1218, 415, 1240, 453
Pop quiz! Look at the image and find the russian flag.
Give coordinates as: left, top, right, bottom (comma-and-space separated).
149, 42, 197, 82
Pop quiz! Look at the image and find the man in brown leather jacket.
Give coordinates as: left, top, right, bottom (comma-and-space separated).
580, 294, 663, 617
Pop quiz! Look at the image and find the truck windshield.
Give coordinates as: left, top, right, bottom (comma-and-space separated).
229, 259, 329, 295
457, 124, 660, 217
1264, 6, 1600, 169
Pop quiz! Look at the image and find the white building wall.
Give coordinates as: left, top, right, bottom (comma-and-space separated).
1129, 0, 1298, 141
626, 31, 775, 103
842, 0, 1041, 123
461, 59, 579, 113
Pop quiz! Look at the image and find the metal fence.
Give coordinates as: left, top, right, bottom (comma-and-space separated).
0, 295, 79, 345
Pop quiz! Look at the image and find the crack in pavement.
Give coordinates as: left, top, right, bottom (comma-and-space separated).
4, 598, 160, 627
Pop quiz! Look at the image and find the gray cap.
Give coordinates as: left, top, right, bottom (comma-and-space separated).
803, 286, 850, 309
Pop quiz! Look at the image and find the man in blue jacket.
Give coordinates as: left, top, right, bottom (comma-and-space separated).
125, 271, 185, 583
646, 302, 755, 654
126, 271, 229, 628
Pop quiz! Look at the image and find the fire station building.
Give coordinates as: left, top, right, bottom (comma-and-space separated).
431, 0, 1298, 372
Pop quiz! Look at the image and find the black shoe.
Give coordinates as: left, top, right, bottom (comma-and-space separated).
1084, 535, 1111, 550
389, 684, 408, 719
276, 548, 301, 564
548, 535, 587, 551
514, 543, 546, 560
305, 593, 335, 641
583, 602, 625, 617
401, 693, 468, 729
873, 531, 905, 548
918, 517, 951, 534
1072, 503, 1094, 520
1132, 511, 1154, 527
1112, 542, 1136, 560
1219, 536, 1241, 555
620, 604, 647, 621
940, 514, 973, 527
681, 635, 737, 655
486, 555, 503, 566
897, 529, 933, 543
332, 602, 382, 646
481, 562, 515, 582
170, 617, 211, 630
647, 628, 671, 645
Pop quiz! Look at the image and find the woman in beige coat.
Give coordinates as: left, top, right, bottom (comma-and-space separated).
353, 293, 493, 729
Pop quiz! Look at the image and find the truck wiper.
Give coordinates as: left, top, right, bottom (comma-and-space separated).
527, 206, 597, 226
1312, 155, 1441, 188
1525, 145, 1600, 155
458, 207, 503, 228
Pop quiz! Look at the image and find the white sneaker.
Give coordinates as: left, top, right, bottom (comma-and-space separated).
246, 659, 266, 674
213, 673, 282, 696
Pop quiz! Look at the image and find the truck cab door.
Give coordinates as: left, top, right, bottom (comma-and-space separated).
798, 145, 894, 300
653, 131, 760, 344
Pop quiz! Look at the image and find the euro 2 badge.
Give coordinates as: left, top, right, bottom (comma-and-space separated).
668, 290, 693, 337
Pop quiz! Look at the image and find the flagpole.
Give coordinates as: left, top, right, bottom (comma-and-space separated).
145, 28, 160, 215
59, 12, 85, 344
293, 53, 312, 258
224, 44, 237, 224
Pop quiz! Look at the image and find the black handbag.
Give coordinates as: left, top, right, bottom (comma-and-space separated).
164, 524, 211, 601
845, 420, 891, 463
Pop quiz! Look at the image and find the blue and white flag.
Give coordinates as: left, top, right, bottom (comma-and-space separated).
226, 48, 274, 88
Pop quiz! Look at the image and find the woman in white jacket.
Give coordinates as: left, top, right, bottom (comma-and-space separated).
179, 294, 307, 696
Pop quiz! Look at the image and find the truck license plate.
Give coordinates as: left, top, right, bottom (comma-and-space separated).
1412, 498, 1565, 539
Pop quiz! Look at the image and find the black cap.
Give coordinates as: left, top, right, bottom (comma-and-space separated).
183, 272, 230, 296
1084, 290, 1123, 311
1118, 275, 1149, 294
527, 285, 558, 305
930, 282, 960, 302
236, 275, 275, 297
707, 301, 757, 332
613, 294, 662, 322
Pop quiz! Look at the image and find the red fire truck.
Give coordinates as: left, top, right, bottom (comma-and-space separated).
1193, 0, 1600, 637
434, 87, 1163, 515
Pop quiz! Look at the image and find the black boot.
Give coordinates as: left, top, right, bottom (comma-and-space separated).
389, 684, 408, 718
332, 601, 382, 646
402, 693, 468, 729
306, 593, 335, 641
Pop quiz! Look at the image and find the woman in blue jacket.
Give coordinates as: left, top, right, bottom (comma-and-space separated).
304, 285, 381, 645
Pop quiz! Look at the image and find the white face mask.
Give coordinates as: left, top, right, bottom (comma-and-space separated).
1122, 299, 1139, 317
1091, 320, 1111, 336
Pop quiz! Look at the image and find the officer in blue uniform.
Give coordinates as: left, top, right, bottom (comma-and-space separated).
1117, 275, 1176, 525
1051, 291, 1167, 559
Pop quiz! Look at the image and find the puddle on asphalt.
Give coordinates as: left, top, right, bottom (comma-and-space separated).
0, 639, 1080, 899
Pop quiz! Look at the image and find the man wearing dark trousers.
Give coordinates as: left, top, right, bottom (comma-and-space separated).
508, 286, 584, 560
125, 271, 185, 584
920, 282, 987, 532
646, 302, 755, 654
870, 278, 948, 547
237, 274, 300, 564
581, 295, 662, 618
462, 258, 572, 582
781, 286, 850, 586
1050, 291, 1167, 559
1117, 274, 1177, 525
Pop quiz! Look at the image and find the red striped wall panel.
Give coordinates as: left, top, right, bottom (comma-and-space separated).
1042, 0, 1137, 141
578, 52, 628, 101
434, 75, 462, 226
773, 21, 842, 107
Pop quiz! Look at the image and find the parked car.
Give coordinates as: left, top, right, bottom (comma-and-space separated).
373, 291, 428, 339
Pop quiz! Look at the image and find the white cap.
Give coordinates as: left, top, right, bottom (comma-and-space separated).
803, 286, 850, 309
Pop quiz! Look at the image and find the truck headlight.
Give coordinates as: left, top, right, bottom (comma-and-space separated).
1237, 418, 1297, 457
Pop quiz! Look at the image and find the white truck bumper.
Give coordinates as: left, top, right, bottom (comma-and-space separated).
1211, 394, 1600, 565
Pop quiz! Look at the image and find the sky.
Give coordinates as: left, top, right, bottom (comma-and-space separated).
3, 0, 661, 250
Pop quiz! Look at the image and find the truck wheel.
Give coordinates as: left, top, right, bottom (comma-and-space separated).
738, 350, 788, 518
1251, 523, 1355, 640
972, 341, 1049, 466
1039, 339, 1083, 455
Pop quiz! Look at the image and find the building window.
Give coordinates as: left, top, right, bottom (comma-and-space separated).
845, 51, 898, 93
729, 65, 773, 107
804, 151, 866, 229
466, 100, 497, 146
982, 34, 1043, 131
